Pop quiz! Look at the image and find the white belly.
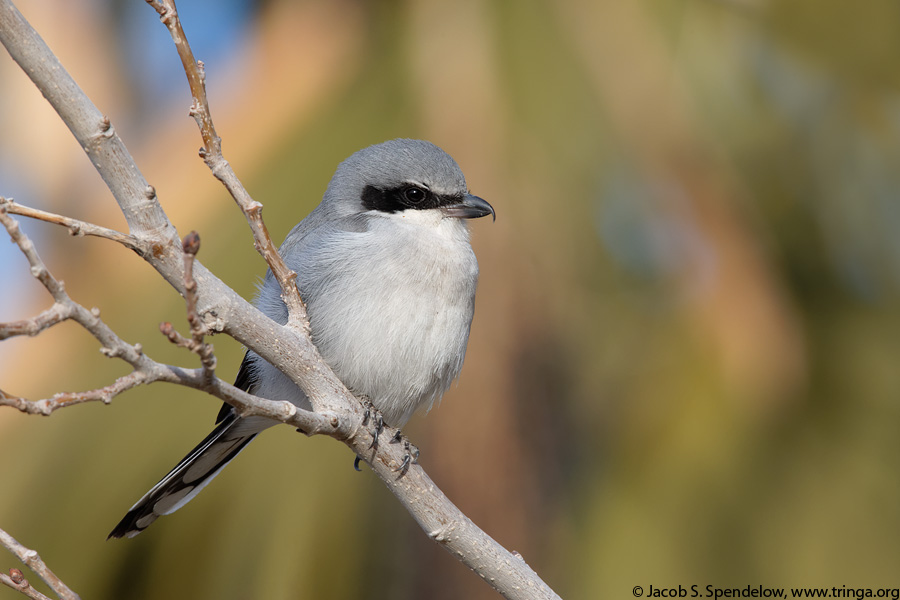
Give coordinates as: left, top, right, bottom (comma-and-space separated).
298, 213, 479, 426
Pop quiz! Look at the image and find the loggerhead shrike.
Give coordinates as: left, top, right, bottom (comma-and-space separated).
109, 139, 494, 538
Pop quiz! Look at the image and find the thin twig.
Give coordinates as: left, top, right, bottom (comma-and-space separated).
0, 208, 335, 434
0, 304, 71, 340
0, 371, 150, 415
158, 321, 192, 350
156, 232, 218, 382
0, 569, 54, 600
0, 205, 67, 302
180, 231, 216, 380
0, 528, 80, 600
144, 0, 309, 333
0, 362, 339, 435
0, 197, 143, 254
0, 204, 144, 367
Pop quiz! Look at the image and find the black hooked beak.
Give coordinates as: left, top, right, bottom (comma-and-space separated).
441, 194, 496, 222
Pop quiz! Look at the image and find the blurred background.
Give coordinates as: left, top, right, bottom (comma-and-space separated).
2, 0, 900, 598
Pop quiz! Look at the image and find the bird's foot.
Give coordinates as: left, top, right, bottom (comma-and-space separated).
361, 397, 373, 426
359, 398, 385, 449
393, 438, 420, 476
370, 414, 384, 449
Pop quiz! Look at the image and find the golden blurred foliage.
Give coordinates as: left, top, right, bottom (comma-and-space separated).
3, 0, 900, 598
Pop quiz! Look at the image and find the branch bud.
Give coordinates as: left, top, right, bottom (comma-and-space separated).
182, 230, 201, 255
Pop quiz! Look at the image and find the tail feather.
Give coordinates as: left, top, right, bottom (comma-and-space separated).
108, 413, 259, 539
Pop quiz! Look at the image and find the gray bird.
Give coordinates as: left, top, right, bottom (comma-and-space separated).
109, 139, 494, 538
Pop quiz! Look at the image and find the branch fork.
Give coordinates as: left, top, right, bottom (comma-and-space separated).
0, 527, 80, 600
143, 0, 308, 333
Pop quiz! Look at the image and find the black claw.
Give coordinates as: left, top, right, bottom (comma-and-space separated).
405, 440, 420, 464
391, 429, 402, 444
354, 455, 362, 471
393, 439, 419, 476
370, 414, 384, 448
395, 452, 412, 475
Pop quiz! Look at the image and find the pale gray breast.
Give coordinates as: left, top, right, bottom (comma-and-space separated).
296, 214, 479, 426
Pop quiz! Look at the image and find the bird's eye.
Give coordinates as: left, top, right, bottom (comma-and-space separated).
403, 186, 427, 204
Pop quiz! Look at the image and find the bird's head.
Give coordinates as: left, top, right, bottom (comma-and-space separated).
323, 139, 495, 223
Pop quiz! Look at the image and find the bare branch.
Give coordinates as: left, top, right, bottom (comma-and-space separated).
0, 204, 67, 303
0, 304, 71, 340
0, 569, 54, 600
0, 206, 336, 434
155, 231, 218, 382
0, 203, 144, 367
185, 371, 341, 436
144, 0, 309, 333
0, 528, 80, 600
0, 371, 150, 415
0, 355, 339, 435
0, 197, 143, 254
179, 231, 216, 379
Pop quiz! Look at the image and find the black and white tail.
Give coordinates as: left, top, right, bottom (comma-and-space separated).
107, 412, 263, 538
108, 355, 265, 539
